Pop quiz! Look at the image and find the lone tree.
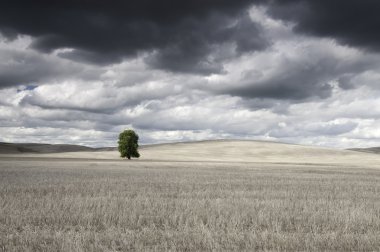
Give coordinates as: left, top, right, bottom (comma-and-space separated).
118, 129, 140, 159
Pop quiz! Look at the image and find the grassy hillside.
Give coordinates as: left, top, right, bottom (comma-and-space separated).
4, 140, 380, 167
349, 147, 380, 154
0, 142, 117, 154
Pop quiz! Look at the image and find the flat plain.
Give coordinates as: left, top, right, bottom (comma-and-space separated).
1, 140, 380, 251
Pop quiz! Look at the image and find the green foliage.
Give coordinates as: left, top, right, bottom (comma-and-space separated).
118, 129, 140, 159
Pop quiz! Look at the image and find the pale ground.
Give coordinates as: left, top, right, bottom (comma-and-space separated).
1, 140, 380, 251
2, 140, 380, 166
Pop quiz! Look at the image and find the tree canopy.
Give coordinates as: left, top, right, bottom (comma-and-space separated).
118, 129, 140, 159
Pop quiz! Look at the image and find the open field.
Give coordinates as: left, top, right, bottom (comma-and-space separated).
1, 140, 380, 251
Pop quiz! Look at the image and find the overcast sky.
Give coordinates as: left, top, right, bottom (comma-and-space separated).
1, 0, 380, 148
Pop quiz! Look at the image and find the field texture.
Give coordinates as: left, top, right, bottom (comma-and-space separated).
1, 141, 380, 251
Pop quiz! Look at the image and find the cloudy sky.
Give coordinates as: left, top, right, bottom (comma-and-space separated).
1, 0, 380, 148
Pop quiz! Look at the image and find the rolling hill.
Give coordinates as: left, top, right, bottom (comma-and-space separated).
348, 147, 380, 154
0, 142, 116, 154
1, 140, 380, 166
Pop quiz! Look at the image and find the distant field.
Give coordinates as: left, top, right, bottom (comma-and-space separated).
1, 141, 380, 251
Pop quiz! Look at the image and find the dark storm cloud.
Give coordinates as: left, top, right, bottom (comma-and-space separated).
0, 48, 99, 88
218, 37, 379, 102
337, 75, 356, 90
267, 0, 380, 52
145, 13, 268, 74
228, 67, 333, 100
0, 0, 268, 74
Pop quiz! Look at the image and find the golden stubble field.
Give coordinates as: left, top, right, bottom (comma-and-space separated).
1, 141, 380, 251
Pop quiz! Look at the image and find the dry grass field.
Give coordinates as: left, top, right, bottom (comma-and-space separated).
1, 140, 380, 251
